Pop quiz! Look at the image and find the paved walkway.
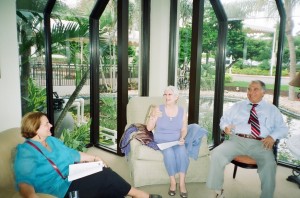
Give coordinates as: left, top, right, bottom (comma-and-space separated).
231, 74, 291, 85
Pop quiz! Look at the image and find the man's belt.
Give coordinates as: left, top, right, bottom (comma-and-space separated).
236, 133, 264, 141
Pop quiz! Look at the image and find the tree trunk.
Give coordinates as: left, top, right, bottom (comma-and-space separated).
54, 67, 90, 137
100, 57, 109, 90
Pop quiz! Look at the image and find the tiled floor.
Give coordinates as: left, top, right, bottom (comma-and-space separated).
87, 147, 300, 198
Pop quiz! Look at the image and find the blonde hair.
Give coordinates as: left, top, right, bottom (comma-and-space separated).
21, 112, 47, 138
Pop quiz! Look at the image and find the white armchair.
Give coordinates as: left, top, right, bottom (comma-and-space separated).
125, 96, 210, 187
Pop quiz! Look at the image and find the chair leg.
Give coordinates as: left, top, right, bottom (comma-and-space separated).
233, 165, 238, 179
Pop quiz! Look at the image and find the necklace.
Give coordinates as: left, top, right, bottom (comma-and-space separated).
41, 140, 51, 151
165, 105, 177, 121
41, 141, 48, 147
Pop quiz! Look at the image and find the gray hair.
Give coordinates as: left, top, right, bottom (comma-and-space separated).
250, 80, 266, 92
164, 85, 179, 96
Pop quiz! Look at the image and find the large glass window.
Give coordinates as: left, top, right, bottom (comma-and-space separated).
17, 0, 96, 151
17, 0, 48, 115
51, 0, 95, 140
128, 0, 140, 97
99, 0, 141, 152
197, 1, 219, 146
98, 0, 118, 151
178, 0, 193, 93
178, 0, 219, 145
278, 1, 300, 167
16, 0, 140, 153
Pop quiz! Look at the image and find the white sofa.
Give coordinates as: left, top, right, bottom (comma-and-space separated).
125, 96, 210, 187
0, 128, 55, 198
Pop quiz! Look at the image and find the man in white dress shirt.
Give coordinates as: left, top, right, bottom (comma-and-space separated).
206, 80, 288, 198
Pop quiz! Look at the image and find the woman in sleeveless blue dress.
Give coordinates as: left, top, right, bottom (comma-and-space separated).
146, 86, 189, 198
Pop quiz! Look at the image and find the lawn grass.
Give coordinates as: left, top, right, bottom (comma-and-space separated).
225, 81, 290, 91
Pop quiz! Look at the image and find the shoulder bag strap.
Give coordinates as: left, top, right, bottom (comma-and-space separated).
26, 141, 66, 179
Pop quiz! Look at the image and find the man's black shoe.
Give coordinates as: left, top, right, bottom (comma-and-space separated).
149, 194, 162, 198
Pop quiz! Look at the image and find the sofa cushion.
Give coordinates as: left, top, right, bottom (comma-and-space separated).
0, 128, 23, 190
0, 128, 56, 198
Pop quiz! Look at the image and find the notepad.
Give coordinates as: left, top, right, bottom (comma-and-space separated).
68, 161, 104, 181
157, 141, 179, 150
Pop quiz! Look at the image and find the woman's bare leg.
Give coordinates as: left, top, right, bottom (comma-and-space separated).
170, 175, 177, 191
179, 172, 187, 193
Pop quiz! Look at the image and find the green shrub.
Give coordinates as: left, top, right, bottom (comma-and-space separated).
224, 73, 233, 83
234, 59, 244, 69
200, 78, 215, 91
258, 60, 270, 70
231, 65, 289, 76
60, 120, 90, 152
100, 96, 117, 130
23, 78, 46, 113
128, 81, 138, 90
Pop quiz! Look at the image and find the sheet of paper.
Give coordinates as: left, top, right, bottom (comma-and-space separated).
68, 161, 103, 182
157, 141, 179, 150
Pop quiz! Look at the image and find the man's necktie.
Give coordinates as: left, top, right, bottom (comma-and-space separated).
248, 104, 260, 138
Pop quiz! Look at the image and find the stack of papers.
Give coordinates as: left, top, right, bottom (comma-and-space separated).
68, 161, 104, 181
157, 141, 179, 150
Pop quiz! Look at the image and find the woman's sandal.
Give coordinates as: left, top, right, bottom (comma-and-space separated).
180, 191, 188, 198
179, 186, 188, 198
168, 184, 177, 196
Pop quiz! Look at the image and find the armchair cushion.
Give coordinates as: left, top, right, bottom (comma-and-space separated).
131, 137, 163, 161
